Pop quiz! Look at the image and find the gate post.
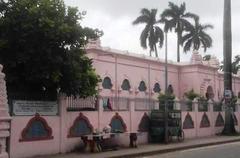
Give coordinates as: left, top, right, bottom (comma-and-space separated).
0, 65, 11, 158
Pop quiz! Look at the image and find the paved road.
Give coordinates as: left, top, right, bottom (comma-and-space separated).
138, 142, 240, 158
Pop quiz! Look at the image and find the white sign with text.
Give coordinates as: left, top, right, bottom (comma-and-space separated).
13, 100, 58, 116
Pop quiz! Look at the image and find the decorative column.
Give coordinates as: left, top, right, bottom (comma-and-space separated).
0, 65, 11, 158
97, 95, 103, 131
208, 100, 214, 135
193, 98, 199, 138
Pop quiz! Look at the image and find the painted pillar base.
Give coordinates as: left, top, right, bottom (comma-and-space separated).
0, 65, 11, 158
0, 152, 8, 158
0, 120, 10, 158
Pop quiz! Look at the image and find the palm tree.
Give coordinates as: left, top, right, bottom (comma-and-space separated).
161, 2, 198, 62
133, 8, 164, 57
159, 17, 172, 93
182, 17, 213, 53
159, 17, 175, 144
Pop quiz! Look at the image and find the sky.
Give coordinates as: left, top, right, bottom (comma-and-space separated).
64, 0, 240, 62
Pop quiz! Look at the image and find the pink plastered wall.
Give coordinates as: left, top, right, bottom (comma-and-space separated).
10, 116, 60, 158
9, 96, 150, 158
9, 97, 240, 158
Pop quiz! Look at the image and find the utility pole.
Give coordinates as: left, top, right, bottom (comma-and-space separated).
222, 0, 236, 134
164, 31, 169, 143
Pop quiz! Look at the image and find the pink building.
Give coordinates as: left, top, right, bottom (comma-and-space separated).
87, 39, 240, 100
6, 40, 240, 158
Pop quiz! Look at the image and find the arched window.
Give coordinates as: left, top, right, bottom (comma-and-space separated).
153, 83, 161, 93
102, 77, 113, 89
110, 113, 127, 133
167, 84, 174, 94
206, 86, 214, 100
68, 113, 93, 137
20, 114, 53, 141
121, 79, 131, 91
138, 81, 147, 92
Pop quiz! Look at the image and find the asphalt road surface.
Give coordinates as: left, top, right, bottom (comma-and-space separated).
138, 142, 240, 158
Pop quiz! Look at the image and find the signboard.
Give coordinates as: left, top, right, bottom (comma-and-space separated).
13, 100, 58, 116
224, 90, 232, 99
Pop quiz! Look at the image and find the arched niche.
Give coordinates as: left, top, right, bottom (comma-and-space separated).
102, 76, 113, 89
206, 86, 214, 100
138, 81, 147, 92
167, 84, 174, 95
200, 112, 210, 128
183, 113, 194, 129
138, 113, 150, 132
215, 112, 224, 127
153, 83, 161, 93
121, 79, 131, 91
19, 113, 53, 142
110, 113, 127, 133
68, 113, 93, 137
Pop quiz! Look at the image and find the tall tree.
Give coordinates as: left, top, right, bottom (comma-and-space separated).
133, 8, 164, 57
160, 17, 173, 93
182, 17, 213, 53
220, 55, 240, 74
222, 0, 236, 135
161, 2, 197, 62
232, 55, 240, 74
0, 0, 102, 98
159, 17, 171, 144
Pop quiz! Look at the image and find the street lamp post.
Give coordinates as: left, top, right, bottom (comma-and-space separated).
164, 31, 169, 143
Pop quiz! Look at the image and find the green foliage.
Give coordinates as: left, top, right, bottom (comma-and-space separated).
132, 8, 164, 57
182, 17, 213, 53
219, 55, 240, 74
184, 89, 200, 111
198, 96, 208, 111
232, 95, 238, 104
133, 2, 213, 62
161, 2, 198, 62
0, 0, 102, 97
158, 92, 175, 110
232, 55, 240, 74
203, 54, 212, 61
184, 89, 200, 101
198, 96, 207, 102
158, 92, 175, 101
213, 101, 222, 112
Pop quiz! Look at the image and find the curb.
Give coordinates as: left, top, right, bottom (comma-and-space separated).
107, 138, 240, 158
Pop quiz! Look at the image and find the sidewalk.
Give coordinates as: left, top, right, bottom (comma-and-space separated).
34, 136, 240, 158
